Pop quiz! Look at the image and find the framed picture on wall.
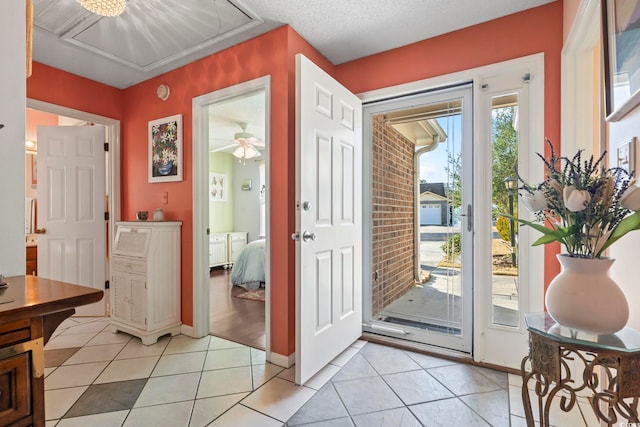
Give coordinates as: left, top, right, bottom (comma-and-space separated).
209, 172, 227, 202
617, 136, 636, 176
603, 0, 640, 121
149, 114, 183, 182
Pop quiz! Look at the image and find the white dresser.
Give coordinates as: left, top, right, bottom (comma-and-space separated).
209, 232, 247, 268
111, 221, 182, 345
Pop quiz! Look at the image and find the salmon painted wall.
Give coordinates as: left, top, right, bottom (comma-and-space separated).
121, 26, 333, 356
336, 1, 564, 287
27, 62, 124, 120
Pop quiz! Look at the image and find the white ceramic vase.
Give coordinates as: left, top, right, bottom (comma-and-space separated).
545, 254, 629, 335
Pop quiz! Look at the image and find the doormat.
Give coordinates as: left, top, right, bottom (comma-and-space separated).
383, 316, 461, 335
234, 289, 265, 302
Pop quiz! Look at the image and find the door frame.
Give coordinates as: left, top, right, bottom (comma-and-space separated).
362, 84, 473, 353
191, 76, 271, 357
27, 98, 121, 315
359, 54, 544, 365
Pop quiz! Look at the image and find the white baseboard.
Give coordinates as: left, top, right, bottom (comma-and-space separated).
270, 351, 295, 368
180, 324, 195, 338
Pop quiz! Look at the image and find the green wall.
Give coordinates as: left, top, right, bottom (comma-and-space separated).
209, 152, 234, 232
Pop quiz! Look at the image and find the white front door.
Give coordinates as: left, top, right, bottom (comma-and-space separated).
295, 54, 363, 385
37, 126, 107, 316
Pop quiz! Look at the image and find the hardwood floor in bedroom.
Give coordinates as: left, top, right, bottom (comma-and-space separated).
209, 268, 266, 349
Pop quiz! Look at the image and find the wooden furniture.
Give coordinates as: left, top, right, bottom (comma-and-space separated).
25, 245, 37, 276
110, 221, 182, 345
521, 313, 640, 426
0, 275, 103, 427
209, 232, 247, 268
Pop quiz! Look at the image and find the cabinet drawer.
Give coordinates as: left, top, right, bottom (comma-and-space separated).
112, 257, 146, 275
229, 233, 246, 242
209, 234, 226, 243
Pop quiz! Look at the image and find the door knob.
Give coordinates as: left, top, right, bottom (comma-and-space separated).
35, 228, 46, 234
302, 201, 312, 211
302, 231, 316, 242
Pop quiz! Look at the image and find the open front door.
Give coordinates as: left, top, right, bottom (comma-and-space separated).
37, 126, 106, 316
295, 54, 363, 385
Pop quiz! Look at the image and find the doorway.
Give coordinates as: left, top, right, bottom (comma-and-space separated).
26, 99, 120, 317
192, 77, 271, 354
362, 84, 473, 353
360, 55, 545, 367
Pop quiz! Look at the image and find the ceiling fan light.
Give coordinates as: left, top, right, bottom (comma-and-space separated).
78, 0, 126, 17
244, 145, 260, 159
232, 146, 245, 159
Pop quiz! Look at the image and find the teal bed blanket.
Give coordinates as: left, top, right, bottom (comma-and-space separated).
231, 239, 265, 290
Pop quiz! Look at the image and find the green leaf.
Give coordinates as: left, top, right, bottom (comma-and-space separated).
597, 212, 640, 255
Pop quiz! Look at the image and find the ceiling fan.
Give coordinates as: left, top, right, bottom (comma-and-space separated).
212, 122, 264, 162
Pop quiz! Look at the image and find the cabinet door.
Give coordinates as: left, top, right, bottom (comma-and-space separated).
112, 271, 146, 329
209, 234, 228, 267
0, 351, 32, 424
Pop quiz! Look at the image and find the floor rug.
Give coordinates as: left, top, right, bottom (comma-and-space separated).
234, 289, 265, 302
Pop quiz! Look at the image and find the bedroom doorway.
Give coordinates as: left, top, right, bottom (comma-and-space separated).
192, 77, 271, 352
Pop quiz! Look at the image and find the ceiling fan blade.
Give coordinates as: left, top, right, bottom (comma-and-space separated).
211, 143, 238, 152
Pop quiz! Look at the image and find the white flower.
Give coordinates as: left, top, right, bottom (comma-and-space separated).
563, 185, 591, 212
521, 190, 547, 212
620, 185, 640, 211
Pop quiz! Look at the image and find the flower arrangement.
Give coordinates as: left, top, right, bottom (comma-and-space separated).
151, 120, 178, 170
508, 139, 640, 258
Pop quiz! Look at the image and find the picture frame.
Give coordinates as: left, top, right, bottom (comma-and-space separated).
149, 114, 183, 182
603, 0, 640, 121
28, 152, 37, 187
209, 172, 227, 202
617, 136, 636, 176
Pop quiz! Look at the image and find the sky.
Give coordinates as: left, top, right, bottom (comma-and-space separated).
419, 114, 462, 184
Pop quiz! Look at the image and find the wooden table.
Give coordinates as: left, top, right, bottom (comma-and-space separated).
521, 313, 640, 427
0, 276, 103, 427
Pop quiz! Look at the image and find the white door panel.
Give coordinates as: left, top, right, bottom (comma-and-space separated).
296, 54, 362, 385
37, 126, 106, 316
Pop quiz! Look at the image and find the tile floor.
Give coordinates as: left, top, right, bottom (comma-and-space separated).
43, 317, 599, 426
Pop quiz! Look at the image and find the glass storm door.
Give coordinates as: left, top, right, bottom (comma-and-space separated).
363, 84, 473, 353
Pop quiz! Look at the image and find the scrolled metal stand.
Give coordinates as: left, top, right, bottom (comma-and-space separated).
521, 331, 640, 426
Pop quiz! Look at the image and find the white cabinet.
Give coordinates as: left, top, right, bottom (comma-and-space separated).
229, 232, 248, 263
208, 232, 247, 268
209, 233, 228, 268
111, 221, 182, 345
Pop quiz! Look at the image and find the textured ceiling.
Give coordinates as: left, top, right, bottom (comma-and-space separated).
32, 0, 555, 89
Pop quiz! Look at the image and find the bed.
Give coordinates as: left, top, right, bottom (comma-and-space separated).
231, 239, 265, 290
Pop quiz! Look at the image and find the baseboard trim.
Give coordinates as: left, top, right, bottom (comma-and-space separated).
180, 324, 195, 338
270, 351, 295, 368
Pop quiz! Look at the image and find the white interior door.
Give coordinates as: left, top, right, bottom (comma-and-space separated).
37, 126, 106, 316
295, 54, 363, 385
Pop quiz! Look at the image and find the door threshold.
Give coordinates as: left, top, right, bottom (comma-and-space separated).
361, 332, 518, 375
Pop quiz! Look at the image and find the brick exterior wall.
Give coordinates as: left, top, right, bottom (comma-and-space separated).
371, 114, 417, 318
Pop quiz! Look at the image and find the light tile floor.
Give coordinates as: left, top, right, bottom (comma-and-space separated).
43, 317, 599, 426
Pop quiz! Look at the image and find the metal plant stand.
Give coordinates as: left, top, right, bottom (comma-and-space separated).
521, 313, 640, 427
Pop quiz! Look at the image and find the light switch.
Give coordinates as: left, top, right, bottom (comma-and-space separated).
162, 192, 168, 204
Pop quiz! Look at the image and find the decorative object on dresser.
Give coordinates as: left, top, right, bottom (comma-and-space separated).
111, 221, 182, 345
153, 208, 164, 221
503, 139, 640, 334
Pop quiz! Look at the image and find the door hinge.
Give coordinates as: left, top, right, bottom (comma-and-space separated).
105, 280, 110, 289
206, 228, 211, 235
104, 211, 109, 221
104, 142, 109, 152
